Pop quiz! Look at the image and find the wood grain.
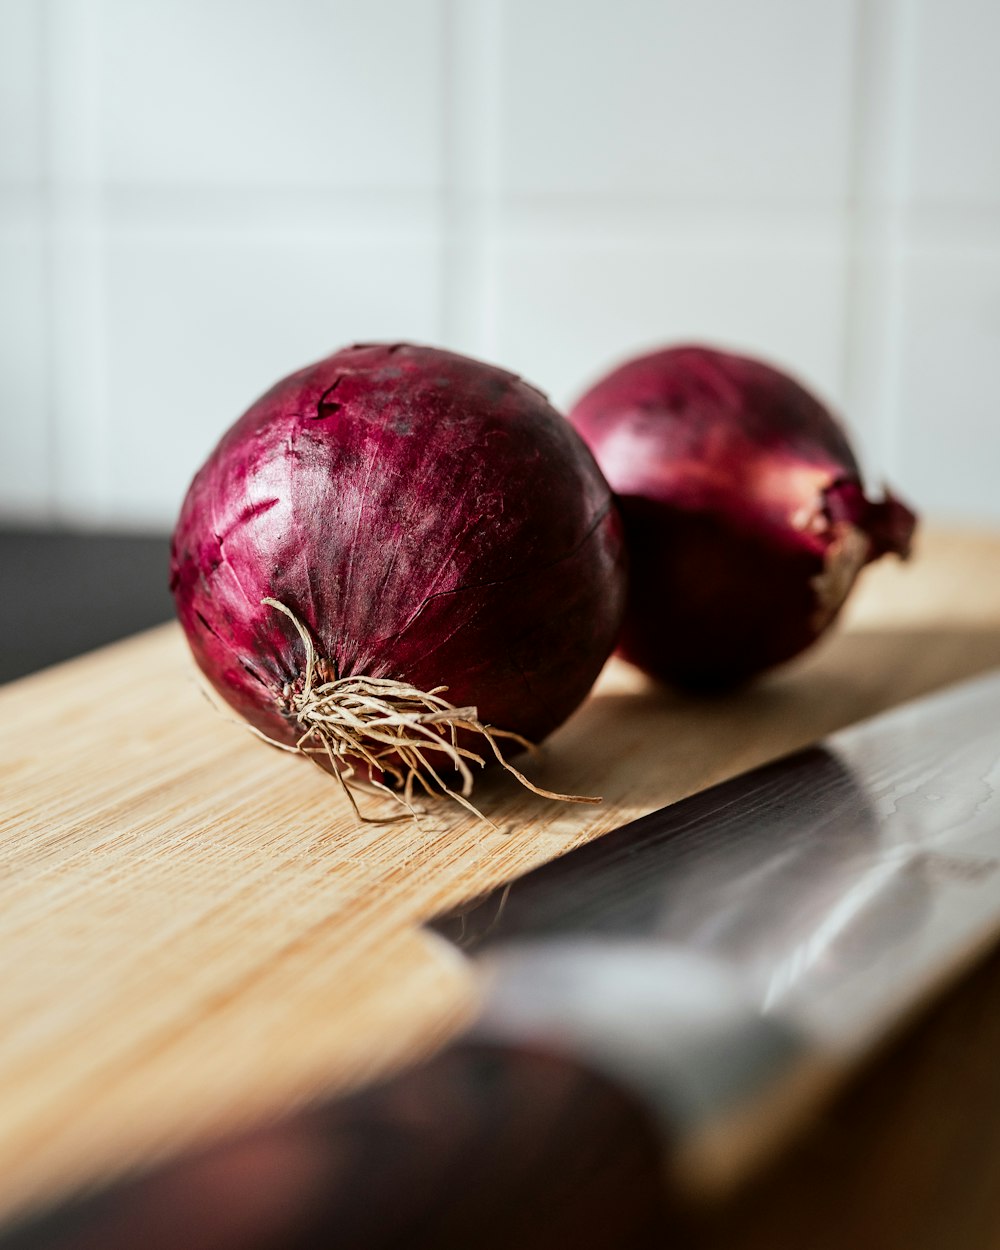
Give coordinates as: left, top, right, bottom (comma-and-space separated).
1, 528, 999, 1226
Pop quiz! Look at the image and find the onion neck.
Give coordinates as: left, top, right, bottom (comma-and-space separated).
822, 479, 917, 563
809, 479, 918, 632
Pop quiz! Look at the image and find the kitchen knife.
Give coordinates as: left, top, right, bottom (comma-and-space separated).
4, 668, 1000, 1250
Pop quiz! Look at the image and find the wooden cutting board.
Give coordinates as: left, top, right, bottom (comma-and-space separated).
2, 528, 1000, 1227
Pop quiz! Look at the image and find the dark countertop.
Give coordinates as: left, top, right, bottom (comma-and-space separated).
0, 529, 174, 684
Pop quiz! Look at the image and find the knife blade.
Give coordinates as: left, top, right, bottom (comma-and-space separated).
435, 666, 1000, 1190
5, 669, 1000, 1249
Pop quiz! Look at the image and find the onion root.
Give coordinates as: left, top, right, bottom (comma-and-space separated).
256, 599, 601, 825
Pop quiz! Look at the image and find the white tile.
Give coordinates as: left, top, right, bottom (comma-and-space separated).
0, 0, 44, 184
97, 0, 446, 189
0, 221, 49, 518
47, 211, 114, 525
908, 0, 1000, 204
496, 0, 856, 203
488, 220, 852, 438
100, 228, 443, 526
892, 237, 1000, 522
46, 0, 105, 186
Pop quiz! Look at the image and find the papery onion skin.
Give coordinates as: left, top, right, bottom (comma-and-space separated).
169, 343, 627, 757
568, 344, 917, 691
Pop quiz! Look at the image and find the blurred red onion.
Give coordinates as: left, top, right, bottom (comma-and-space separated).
569, 344, 916, 690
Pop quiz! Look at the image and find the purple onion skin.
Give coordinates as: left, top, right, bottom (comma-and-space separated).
170, 343, 627, 751
568, 345, 917, 691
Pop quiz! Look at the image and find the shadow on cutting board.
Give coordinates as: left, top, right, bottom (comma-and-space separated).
497, 624, 1000, 812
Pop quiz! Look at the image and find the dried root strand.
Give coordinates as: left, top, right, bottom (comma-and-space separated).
260, 598, 600, 824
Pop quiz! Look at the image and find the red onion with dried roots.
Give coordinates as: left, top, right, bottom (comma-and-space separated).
170, 343, 626, 819
568, 344, 917, 691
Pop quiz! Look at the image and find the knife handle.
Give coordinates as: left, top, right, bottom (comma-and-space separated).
7, 1042, 673, 1250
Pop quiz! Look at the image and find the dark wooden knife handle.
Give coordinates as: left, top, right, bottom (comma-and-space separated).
7, 1042, 672, 1250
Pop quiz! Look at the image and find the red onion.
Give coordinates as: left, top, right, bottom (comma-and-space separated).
568, 344, 917, 691
170, 343, 626, 815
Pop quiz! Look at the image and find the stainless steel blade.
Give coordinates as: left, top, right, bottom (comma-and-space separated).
431, 669, 1000, 1189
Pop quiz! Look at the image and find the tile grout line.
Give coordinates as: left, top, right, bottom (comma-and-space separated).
839, 0, 889, 475
478, 0, 504, 362
438, 0, 503, 361
839, 0, 920, 485
36, 0, 56, 521
438, 0, 460, 350
43, 0, 113, 527
879, 0, 921, 485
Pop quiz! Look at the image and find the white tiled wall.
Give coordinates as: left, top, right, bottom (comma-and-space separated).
494, 0, 856, 203
1, 0, 998, 529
